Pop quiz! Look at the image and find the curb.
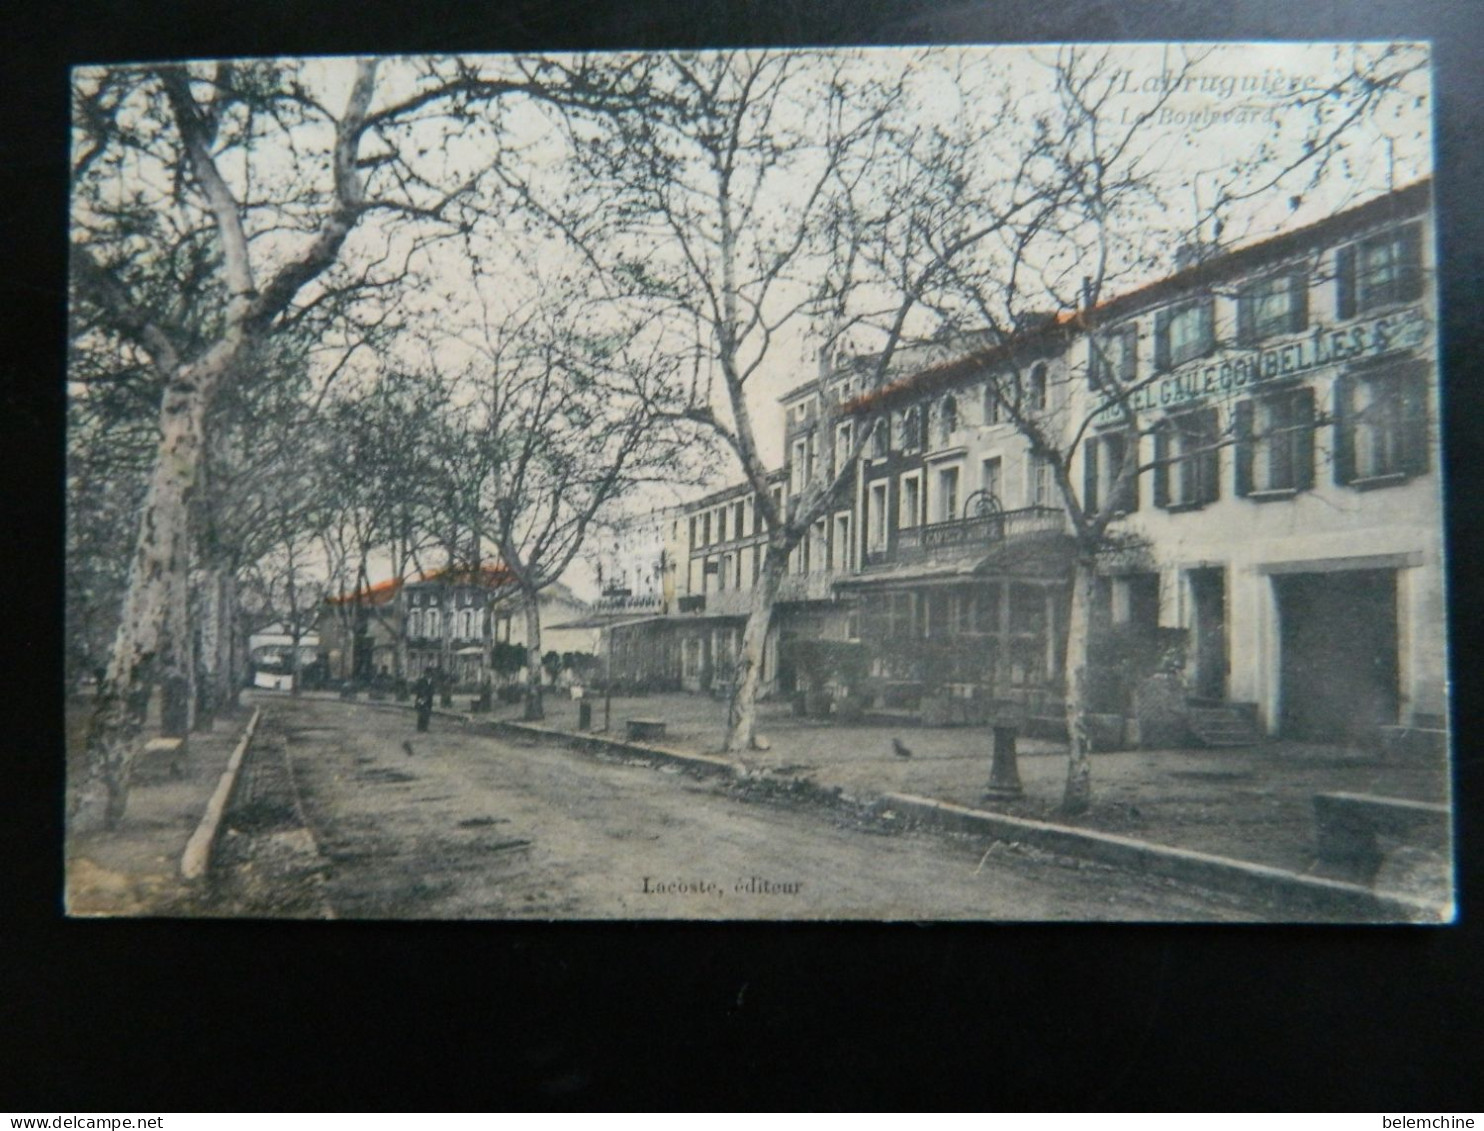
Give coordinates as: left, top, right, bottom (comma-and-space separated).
471, 713, 1450, 922
475, 716, 739, 777
180, 707, 262, 881
882, 793, 1453, 923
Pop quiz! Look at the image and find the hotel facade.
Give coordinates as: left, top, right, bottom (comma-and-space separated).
605, 180, 1446, 747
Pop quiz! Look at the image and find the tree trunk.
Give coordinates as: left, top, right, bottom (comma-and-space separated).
522, 587, 544, 721
72, 359, 219, 833
725, 541, 787, 758
1061, 552, 1099, 815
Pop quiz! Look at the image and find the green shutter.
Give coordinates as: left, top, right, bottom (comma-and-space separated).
1198, 298, 1216, 357
1336, 245, 1356, 321
1154, 309, 1171, 372
1398, 224, 1424, 304
1402, 371, 1430, 477
1236, 285, 1255, 347
1153, 421, 1170, 507
1293, 386, 1316, 490
1333, 377, 1355, 485
1123, 430, 1140, 513
1084, 436, 1100, 514
1290, 273, 1310, 333
1234, 400, 1254, 497
1199, 407, 1220, 503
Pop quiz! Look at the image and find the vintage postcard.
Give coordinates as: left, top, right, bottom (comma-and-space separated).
65, 42, 1450, 921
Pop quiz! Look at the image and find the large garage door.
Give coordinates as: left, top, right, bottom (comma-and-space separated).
1274, 569, 1399, 742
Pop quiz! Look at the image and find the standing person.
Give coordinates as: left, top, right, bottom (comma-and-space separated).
413, 671, 434, 733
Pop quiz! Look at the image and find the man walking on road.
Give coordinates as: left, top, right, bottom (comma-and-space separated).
413, 672, 434, 733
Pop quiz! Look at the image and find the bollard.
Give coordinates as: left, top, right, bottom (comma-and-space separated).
578, 701, 593, 731
984, 723, 1024, 800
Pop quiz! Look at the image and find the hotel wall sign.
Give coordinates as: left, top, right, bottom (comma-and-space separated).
1096, 305, 1427, 420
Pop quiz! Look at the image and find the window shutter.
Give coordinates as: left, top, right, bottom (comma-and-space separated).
1236, 286, 1255, 348
1398, 224, 1424, 304
1290, 273, 1310, 333
1199, 407, 1221, 503
1233, 399, 1254, 497
1153, 421, 1171, 507
1124, 326, 1138, 381
1122, 431, 1140, 513
1293, 386, 1316, 490
1402, 372, 1430, 477
1336, 244, 1357, 321
1332, 377, 1355, 485
1154, 310, 1171, 372
1198, 298, 1216, 357
1083, 437, 1100, 514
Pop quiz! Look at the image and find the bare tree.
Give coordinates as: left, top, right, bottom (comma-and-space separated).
552, 50, 1096, 761
439, 283, 695, 719
67, 55, 651, 829
873, 44, 1431, 813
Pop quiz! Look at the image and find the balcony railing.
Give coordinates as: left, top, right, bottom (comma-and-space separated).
674, 589, 757, 616
866, 505, 1066, 566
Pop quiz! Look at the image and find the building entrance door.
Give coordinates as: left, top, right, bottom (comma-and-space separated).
1188, 567, 1227, 701
1274, 568, 1399, 742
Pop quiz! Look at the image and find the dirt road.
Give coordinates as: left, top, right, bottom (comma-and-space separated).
269, 697, 1248, 920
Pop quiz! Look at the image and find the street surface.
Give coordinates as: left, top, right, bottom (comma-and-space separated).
274, 697, 1249, 920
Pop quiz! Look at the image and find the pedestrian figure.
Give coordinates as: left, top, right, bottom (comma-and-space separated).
413, 672, 434, 733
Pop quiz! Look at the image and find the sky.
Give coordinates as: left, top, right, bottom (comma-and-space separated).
72, 42, 1434, 601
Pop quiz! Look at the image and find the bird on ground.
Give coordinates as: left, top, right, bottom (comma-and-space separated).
402, 741, 415, 757
891, 738, 913, 759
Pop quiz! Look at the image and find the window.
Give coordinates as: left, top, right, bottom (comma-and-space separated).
1084, 430, 1140, 515
834, 421, 853, 477
936, 396, 958, 447
1029, 454, 1055, 508
716, 508, 727, 543
1333, 363, 1429, 486
683, 637, 703, 681
902, 405, 925, 452
983, 382, 1002, 425
1338, 224, 1423, 318
1154, 407, 1220, 509
870, 417, 889, 458
1089, 325, 1138, 390
425, 608, 440, 638
806, 430, 819, 481
734, 501, 745, 539
791, 438, 807, 493
981, 456, 1002, 503
409, 608, 423, 638
1235, 386, 1316, 496
717, 555, 730, 591
1154, 298, 1215, 371
1027, 363, 1048, 412
810, 519, 827, 573
900, 473, 922, 528
701, 511, 712, 546
459, 609, 474, 639
1238, 273, 1307, 345
833, 513, 851, 571
868, 481, 889, 550
689, 516, 697, 550
936, 466, 960, 523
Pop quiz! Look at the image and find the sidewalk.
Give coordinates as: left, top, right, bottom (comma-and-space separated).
64, 700, 252, 916
497, 689, 1453, 893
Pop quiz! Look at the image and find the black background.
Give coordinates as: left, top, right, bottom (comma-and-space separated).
6, 0, 1482, 1111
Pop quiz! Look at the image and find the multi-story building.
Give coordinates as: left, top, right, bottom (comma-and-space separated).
604, 179, 1445, 747
319, 566, 596, 688
1069, 178, 1443, 743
